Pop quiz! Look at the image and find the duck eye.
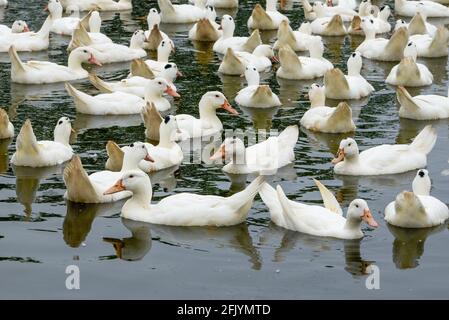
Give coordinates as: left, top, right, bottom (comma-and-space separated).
419, 170, 425, 177
142, 145, 145, 149
58, 120, 63, 125
355, 204, 359, 208
408, 42, 412, 46
253, 68, 256, 71
352, 53, 356, 57
215, 94, 219, 98
370, 19, 374, 24
158, 81, 162, 85
130, 143, 134, 147
129, 175, 134, 178
228, 17, 232, 20
348, 143, 352, 146
83, 50, 87, 53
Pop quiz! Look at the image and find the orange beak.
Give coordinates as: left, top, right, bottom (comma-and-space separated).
23, 25, 30, 32
88, 53, 102, 66
144, 154, 155, 162
43, 4, 48, 12
221, 100, 238, 115
103, 179, 126, 195
362, 209, 378, 228
164, 86, 180, 98
271, 56, 279, 63
176, 70, 183, 77
210, 145, 225, 161
331, 148, 345, 164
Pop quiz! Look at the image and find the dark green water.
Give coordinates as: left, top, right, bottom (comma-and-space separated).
0, 0, 449, 299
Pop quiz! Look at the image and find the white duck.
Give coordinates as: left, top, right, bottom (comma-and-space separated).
64, 142, 154, 203
349, 6, 391, 35
386, 41, 433, 87
89, 62, 181, 98
65, 77, 179, 115
145, 39, 175, 74
213, 15, 262, 55
247, 0, 289, 30
68, 0, 132, 11
310, 14, 347, 36
189, 5, 222, 42
331, 125, 437, 175
0, 108, 14, 139
356, 19, 409, 61
50, 1, 81, 35
385, 169, 449, 228
218, 45, 276, 75
235, 65, 281, 108
157, 0, 206, 24
394, 12, 437, 37
273, 20, 322, 51
11, 117, 74, 167
324, 51, 374, 100
408, 25, 449, 58
9, 46, 101, 84
396, 86, 449, 120
144, 8, 171, 50
210, 126, 299, 175
312, 1, 357, 21
205, 0, 238, 8
104, 171, 264, 226
259, 180, 378, 239
300, 84, 355, 133
276, 41, 333, 80
67, 15, 112, 50
395, 0, 449, 17
0, 20, 30, 35
86, 11, 112, 44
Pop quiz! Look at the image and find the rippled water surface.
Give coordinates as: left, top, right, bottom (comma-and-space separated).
1, 0, 449, 299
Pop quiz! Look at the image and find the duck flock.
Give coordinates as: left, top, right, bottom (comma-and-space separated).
0, 0, 449, 243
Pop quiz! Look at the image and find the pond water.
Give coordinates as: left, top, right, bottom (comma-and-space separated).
1, 0, 449, 299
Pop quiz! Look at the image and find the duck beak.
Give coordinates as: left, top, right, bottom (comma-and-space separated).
43, 4, 48, 12
71, 127, 76, 134
104, 179, 126, 195
221, 100, 238, 115
176, 70, 183, 77
88, 53, 102, 66
271, 56, 279, 63
144, 154, 155, 162
164, 86, 180, 98
218, 25, 222, 30
24, 25, 30, 32
210, 145, 225, 161
331, 148, 345, 164
362, 209, 378, 228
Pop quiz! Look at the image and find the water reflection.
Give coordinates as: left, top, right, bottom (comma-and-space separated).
103, 218, 152, 261
388, 223, 446, 269
73, 113, 142, 132
0, 138, 11, 173
276, 78, 314, 108
344, 239, 375, 277
192, 41, 216, 66
301, 126, 354, 154
240, 105, 279, 131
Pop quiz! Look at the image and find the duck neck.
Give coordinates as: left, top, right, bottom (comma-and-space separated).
37, 16, 53, 38
347, 62, 361, 77
228, 151, 247, 170
126, 182, 152, 210
89, 15, 101, 33
310, 94, 325, 108
144, 86, 163, 102
158, 48, 170, 62
158, 126, 177, 149
68, 52, 86, 72
246, 72, 260, 86
222, 23, 234, 38
266, 0, 277, 11
364, 28, 376, 40
130, 37, 142, 50
53, 128, 70, 146
120, 154, 143, 172
199, 100, 220, 125
344, 216, 362, 232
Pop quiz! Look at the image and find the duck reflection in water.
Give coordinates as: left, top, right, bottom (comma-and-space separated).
0, 137, 12, 173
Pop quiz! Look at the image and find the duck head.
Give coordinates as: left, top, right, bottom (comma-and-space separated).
69, 47, 102, 68
104, 170, 151, 196
412, 169, 431, 196
205, 5, 217, 21
346, 199, 378, 228
253, 44, 278, 62
162, 63, 182, 82
347, 51, 362, 76
243, 64, 260, 86
308, 83, 325, 107
146, 77, 180, 98
130, 30, 147, 49
200, 91, 238, 115
332, 137, 359, 164
45, 0, 63, 19
157, 39, 175, 62
210, 136, 246, 164
359, 18, 376, 38
89, 11, 102, 33
147, 8, 161, 29
394, 19, 407, 31
403, 41, 418, 61
66, 4, 79, 18
121, 142, 154, 171
219, 15, 235, 37
160, 115, 183, 143
11, 20, 29, 33
53, 117, 74, 146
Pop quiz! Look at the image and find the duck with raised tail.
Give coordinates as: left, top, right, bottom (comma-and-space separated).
66, 77, 179, 115
349, 6, 391, 35
11, 117, 74, 167
259, 180, 378, 239
276, 40, 333, 80
396, 86, 449, 120
205, 0, 238, 8
300, 84, 355, 133
157, 0, 206, 24
273, 20, 322, 51
0, 20, 30, 35
104, 171, 264, 227
385, 169, 449, 228
235, 65, 281, 108
310, 14, 347, 36
66, 0, 133, 11
67, 15, 113, 50
0, 108, 14, 139
50, 1, 81, 35
144, 8, 171, 50
356, 19, 409, 61
210, 125, 299, 175
311, 1, 357, 21
189, 6, 222, 42
395, 0, 449, 17
64, 142, 154, 203
247, 0, 289, 30
408, 25, 449, 58
218, 44, 276, 75
324, 51, 374, 100
9, 46, 101, 84
332, 125, 437, 175
386, 41, 433, 87
145, 39, 175, 74
213, 15, 262, 55
394, 12, 437, 37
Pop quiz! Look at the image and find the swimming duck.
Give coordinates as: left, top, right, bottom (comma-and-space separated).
235, 64, 281, 108
9, 46, 101, 84
11, 117, 74, 167
311, 1, 357, 21
300, 84, 355, 133
50, 1, 81, 35
408, 25, 449, 58
189, 5, 222, 42
247, 0, 289, 30
396, 85, 449, 120
205, 0, 238, 8
324, 51, 374, 100
144, 8, 171, 50
274, 20, 322, 51
259, 180, 378, 239
210, 125, 299, 175
213, 15, 262, 55
276, 41, 333, 80
145, 39, 175, 74
332, 125, 437, 175
0, 108, 14, 139
67, 17, 113, 51
310, 14, 347, 36
68, 0, 132, 11
386, 41, 433, 87
104, 171, 264, 226
157, 0, 206, 24
0, 20, 30, 35
395, 0, 449, 17
394, 12, 437, 37
218, 44, 276, 75
65, 77, 179, 115
89, 62, 181, 98
85, 10, 112, 43
385, 169, 449, 228
349, 6, 391, 35
356, 19, 409, 61
64, 142, 154, 204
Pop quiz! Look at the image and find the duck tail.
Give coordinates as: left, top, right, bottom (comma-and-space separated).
194, 19, 219, 42
130, 58, 155, 79
69, 22, 92, 51
63, 155, 99, 203
79, 10, 93, 32
65, 82, 95, 114
228, 176, 264, 210
275, 20, 296, 49
326, 102, 355, 131
258, 182, 285, 224
278, 45, 301, 70
275, 185, 298, 229
146, 25, 163, 50
429, 25, 449, 54
410, 125, 437, 155
0, 108, 11, 137
277, 124, 299, 149
105, 140, 124, 171
242, 29, 262, 53
407, 13, 427, 35
350, 15, 362, 32
251, 85, 280, 107
8, 46, 25, 75
219, 47, 243, 74
88, 74, 114, 93
157, 0, 175, 14
325, 15, 345, 35
396, 86, 420, 113
141, 102, 162, 141
250, 4, 273, 29
385, 27, 408, 60
15, 119, 39, 158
